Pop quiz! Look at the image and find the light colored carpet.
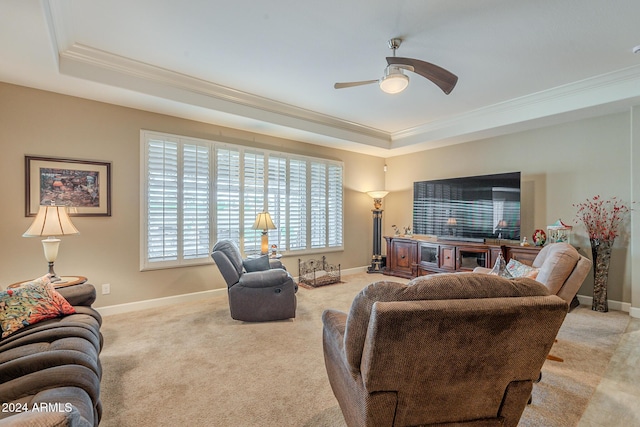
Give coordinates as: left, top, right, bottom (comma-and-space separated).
98, 273, 630, 427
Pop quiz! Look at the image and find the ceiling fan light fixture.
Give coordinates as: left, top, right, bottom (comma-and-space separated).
379, 67, 409, 94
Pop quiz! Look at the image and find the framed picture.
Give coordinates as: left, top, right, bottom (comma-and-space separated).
25, 156, 112, 217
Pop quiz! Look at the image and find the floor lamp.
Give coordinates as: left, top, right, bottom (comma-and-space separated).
366, 191, 388, 273
23, 205, 80, 283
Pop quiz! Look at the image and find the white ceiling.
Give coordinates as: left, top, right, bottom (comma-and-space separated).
2, 0, 640, 157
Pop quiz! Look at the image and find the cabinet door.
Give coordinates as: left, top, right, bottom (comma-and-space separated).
391, 240, 417, 276
457, 247, 490, 271
439, 246, 456, 271
419, 243, 439, 270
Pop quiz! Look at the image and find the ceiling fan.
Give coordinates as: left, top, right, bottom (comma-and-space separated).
334, 38, 458, 95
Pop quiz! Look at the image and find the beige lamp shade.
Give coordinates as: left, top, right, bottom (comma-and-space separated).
23, 205, 79, 281
252, 212, 276, 231
23, 205, 80, 237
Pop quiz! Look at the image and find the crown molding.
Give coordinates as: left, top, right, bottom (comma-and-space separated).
391, 64, 640, 150
58, 43, 392, 149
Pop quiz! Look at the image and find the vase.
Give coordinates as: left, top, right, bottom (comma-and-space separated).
590, 238, 613, 312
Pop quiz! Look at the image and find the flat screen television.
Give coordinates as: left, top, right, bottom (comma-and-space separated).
413, 172, 521, 242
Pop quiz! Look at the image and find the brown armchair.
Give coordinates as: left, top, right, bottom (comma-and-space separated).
475, 243, 592, 307
322, 273, 568, 427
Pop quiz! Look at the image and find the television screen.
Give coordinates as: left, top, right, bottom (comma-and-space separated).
413, 172, 521, 242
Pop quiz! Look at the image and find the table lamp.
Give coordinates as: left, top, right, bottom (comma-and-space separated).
23, 205, 79, 283
252, 212, 276, 255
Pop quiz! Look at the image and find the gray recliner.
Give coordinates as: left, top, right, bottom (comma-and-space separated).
211, 240, 297, 322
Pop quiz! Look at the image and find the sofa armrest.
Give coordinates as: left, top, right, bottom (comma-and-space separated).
322, 309, 351, 374
238, 269, 291, 289
0, 407, 91, 427
56, 283, 96, 307
322, 309, 348, 343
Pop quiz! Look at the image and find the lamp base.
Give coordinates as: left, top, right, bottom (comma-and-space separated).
261, 232, 269, 255
47, 262, 62, 283
367, 255, 385, 274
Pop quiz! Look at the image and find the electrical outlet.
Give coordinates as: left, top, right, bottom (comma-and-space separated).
102, 283, 111, 295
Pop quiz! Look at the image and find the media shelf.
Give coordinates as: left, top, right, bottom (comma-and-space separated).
383, 236, 542, 278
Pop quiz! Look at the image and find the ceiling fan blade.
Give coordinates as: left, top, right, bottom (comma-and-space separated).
387, 57, 458, 94
334, 79, 378, 89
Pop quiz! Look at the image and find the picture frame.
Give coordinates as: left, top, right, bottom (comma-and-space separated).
25, 156, 112, 217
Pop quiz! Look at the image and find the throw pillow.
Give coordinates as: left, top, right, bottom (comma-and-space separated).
243, 255, 271, 272
506, 259, 540, 279
0, 275, 75, 338
489, 254, 512, 278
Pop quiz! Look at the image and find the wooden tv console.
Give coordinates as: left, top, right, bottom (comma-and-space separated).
383, 236, 542, 279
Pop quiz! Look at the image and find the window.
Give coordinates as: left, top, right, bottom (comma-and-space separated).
140, 131, 343, 270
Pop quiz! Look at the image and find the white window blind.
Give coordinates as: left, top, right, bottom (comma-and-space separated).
215, 148, 240, 243
141, 130, 343, 270
288, 159, 307, 251
183, 143, 211, 260
146, 138, 179, 263
243, 152, 265, 254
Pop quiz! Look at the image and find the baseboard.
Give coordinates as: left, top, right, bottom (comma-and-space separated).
576, 294, 632, 314
97, 265, 371, 317
630, 306, 640, 319
97, 288, 226, 317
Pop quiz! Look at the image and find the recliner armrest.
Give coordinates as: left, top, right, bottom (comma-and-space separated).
268, 259, 285, 270
237, 269, 292, 289
322, 309, 347, 341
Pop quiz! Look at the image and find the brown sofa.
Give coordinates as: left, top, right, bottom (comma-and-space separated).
0, 282, 103, 427
322, 273, 568, 427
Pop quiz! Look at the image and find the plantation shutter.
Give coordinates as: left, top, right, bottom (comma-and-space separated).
288, 159, 307, 251
268, 156, 287, 251
183, 143, 210, 259
310, 162, 327, 248
146, 138, 179, 262
216, 148, 241, 243
327, 164, 343, 247
243, 152, 265, 253
142, 131, 343, 270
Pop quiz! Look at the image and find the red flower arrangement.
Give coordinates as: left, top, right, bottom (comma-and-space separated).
573, 195, 629, 241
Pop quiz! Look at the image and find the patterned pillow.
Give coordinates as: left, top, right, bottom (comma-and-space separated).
506, 259, 540, 279
0, 275, 75, 338
489, 254, 512, 278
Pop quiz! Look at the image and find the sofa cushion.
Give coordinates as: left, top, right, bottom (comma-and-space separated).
1, 277, 75, 339
343, 273, 551, 373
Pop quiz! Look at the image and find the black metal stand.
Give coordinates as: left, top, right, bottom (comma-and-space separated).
367, 209, 384, 273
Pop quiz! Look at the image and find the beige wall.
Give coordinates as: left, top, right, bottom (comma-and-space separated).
384, 112, 634, 304
2, 82, 637, 311
0, 83, 383, 307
